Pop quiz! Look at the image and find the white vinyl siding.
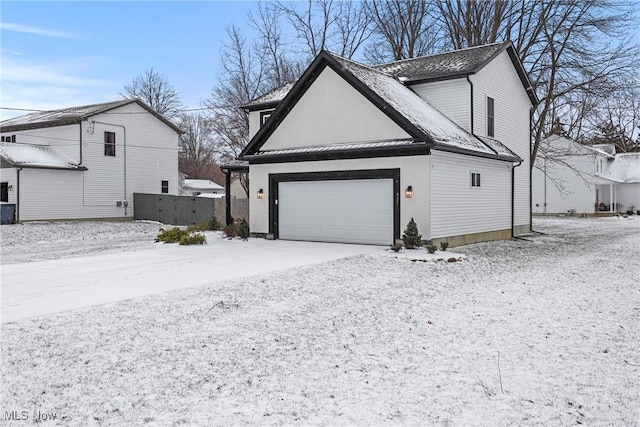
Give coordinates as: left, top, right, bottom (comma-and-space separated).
430, 151, 511, 238
2, 102, 179, 221
278, 179, 394, 245
411, 79, 471, 132
470, 50, 532, 230
263, 67, 410, 151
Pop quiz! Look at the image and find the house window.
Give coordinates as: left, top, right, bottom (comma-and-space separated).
471, 172, 481, 187
1, 182, 8, 202
487, 97, 495, 137
104, 131, 116, 156
161, 180, 169, 194
260, 110, 274, 127
1, 135, 15, 142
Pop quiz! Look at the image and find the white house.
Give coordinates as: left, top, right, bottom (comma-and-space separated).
0, 99, 181, 221
533, 135, 640, 215
238, 42, 536, 246
181, 179, 224, 197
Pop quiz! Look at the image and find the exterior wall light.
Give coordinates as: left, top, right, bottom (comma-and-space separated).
405, 185, 413, 198
257, 188, 264, 199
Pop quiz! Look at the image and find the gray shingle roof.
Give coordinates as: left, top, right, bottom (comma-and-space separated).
242, 81, 297, 110
0, 99, 182, 133
372, 42, 506, 82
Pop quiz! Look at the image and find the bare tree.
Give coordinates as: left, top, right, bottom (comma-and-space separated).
122, 68, 183, 119
364, 0, 441, 63
586, 87, 640, 152
273, 0, 371, 59
178, 113, 218, 180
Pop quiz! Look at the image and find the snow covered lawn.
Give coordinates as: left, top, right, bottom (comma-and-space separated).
1, 217, 639, 425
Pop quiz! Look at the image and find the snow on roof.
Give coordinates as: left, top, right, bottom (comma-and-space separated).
0, 100, 133, 129
331, 54, 499, 157
372, 43, 506, 82
0, 142, 86, 170
242, 81, 297, 109
590, 144, 617, 157
244, 43, 508, 108
183, 179, 224, 191
476, 136, 520, 160
0, 99, 182, 134
257, 139, 421, 156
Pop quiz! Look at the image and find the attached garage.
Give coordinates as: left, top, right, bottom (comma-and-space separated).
270, 170, 400, 245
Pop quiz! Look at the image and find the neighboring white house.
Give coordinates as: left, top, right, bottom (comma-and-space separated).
180, 179, 224, 197
239, 42, 536, 246
0, 99, 181, 221
532, 135, 640, 215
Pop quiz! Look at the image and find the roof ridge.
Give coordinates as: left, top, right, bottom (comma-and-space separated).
373, 41, 508, 67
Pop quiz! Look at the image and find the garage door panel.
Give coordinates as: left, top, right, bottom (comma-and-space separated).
278, 179, 393, 245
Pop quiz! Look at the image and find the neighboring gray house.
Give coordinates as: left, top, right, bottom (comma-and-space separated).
238, 42, 537, 246
181, 179, 224, 197
0, 99, 181, 221
533, 135, 640, 215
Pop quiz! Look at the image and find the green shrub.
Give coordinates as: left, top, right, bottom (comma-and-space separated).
179, 233, 206, 245
402, 218, 422, 249
155, 227, 189, 244
439, 241, 449, 251
426, 244, 437, 254
156, 227, 206, 245
237, 218, 250, 240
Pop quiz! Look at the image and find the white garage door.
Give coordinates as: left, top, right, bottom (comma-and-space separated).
278, 179, 394, 245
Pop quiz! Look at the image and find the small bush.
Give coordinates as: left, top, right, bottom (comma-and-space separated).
237, 218, 250, 240
637, 210, 640, 215
426, 244, 437, 254
179, 233, 206, 245
208, 216, 223, 230
402, 218, 422, 249
223, 224, 237, 238
627, 210, 634, 215
390, 243, 403, 252
439, 241, 449, 251
155, 227, 189, 244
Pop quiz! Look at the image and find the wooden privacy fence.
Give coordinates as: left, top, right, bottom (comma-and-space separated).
133, 193, 248, 226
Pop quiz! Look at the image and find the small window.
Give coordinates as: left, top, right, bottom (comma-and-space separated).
260, 110, 274, 126
161, 180, 169, 194
487, 97, 495, 137
1, 135, 16, 142
471, 172, 481, 187
104, 131, 116, 156
1, 182, 8, 202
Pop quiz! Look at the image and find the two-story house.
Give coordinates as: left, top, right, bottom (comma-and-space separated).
533, 134, 640, 215
0, 99, 181, 221
236, 42, 536, 246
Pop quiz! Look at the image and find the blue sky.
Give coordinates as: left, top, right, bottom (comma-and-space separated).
1, 1, 259, 119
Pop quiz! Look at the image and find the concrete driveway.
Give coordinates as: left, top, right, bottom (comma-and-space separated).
1, 235, 383, 323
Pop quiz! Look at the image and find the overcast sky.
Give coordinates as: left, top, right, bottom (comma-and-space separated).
0, 1, 259, 120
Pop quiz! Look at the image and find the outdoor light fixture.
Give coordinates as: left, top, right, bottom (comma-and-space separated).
405, 185, 413, 198
257, 189, 264, 199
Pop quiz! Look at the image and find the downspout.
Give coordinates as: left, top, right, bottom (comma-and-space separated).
15, 167, 22, 223
91, 121, 127, 216
224, 170, 232, 225
512, 160, 522, 237
78, 122, 83, 164
466, 76, 474, 133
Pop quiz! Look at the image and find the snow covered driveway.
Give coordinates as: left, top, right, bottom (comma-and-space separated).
1, 217, 639, 426
1, 221, 382, 323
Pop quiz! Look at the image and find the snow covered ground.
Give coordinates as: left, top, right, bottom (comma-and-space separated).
1, 222, 383, 323
1, 217, 639, 425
